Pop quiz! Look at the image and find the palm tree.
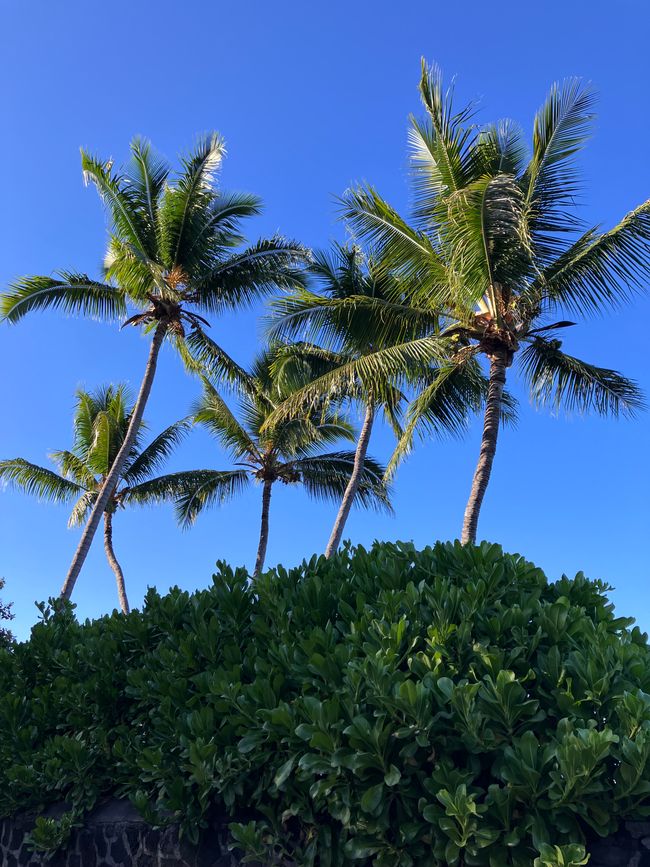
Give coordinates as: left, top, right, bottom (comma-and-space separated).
0, 385, 190, 613
127, 351, 392, 576
1, 135, 306, 597
341, 61, 649, 543
267, 243, 511, 555
269, 244, 476, 556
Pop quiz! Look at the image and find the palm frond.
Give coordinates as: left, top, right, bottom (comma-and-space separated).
68, 490, 97, 528
269, 342, 357, 400
122, 468, 248, 526
102, 236, 158, 302
122, 418, 193, 485
523, 79, 596, 259
193, 237, 308, 313
86, 410, 113, 476
81, 150, 152, 258
339, 186, 450, 302
262, 334, 451, 429
124, 469, 250, 526
268, 288, 440, 351
158, 133, 226, 270
1, 273, 125, 323
446, 172, 531, 312
184, 191, 263, 260
530, 201, 650, 316
471, 120, 529, 178
180, 328, 257, 397
526, 79, 596, 206
0, 459, 84, 504
292, 452, 393, 512
386, 359, 485, 476
126, 137, 170, 236
520, 337, 645, 417
411, 58, 477, 213
50, 450, 96, 489
194, 379, 261, 461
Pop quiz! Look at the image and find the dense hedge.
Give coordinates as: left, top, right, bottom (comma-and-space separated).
2, 542, 650, 866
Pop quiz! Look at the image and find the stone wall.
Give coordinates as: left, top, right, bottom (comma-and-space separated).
0, 800, 247, 867
3, 802, 650, 866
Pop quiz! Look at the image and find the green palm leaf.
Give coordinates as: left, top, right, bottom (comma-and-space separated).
411, 58, 477, 207
193, 379, 261, 461
50, 450, 97, 489
193, 236, 308, 313
293, 452, 392, 512
87, 411, 113, 477
530, 201, 650, 316
122, 419, 193, 485
520, 337, 644, 416
81, 151, 152, 259
184, 191, 263, 260
262, 334, 451, 428
339, 185, 450, 301
123, 469, 249, 526
1, 273, 126, 323
180, 328, 257, 397
68, 491, 97, 528
126, 137, 170, 236
0, 459, 84, 503
526, 79, 596, 206
386, 360, 517, 478
158, 132, 226, 271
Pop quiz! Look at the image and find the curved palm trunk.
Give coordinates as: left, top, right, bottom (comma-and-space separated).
103, 512, 129, 614
253, 479, 273, 578
461, 352, 508, 545
61, 322, 167, 600
325, 403, 375, 558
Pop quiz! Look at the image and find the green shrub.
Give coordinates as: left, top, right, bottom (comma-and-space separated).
0, 576, 13, 646
2, 541, 650, 865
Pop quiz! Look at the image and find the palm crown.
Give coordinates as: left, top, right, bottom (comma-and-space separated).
340, 61, 648, 542
1, 135, 308, 595
132, 349, 392, 575
0, 385, 190, 612
2, 135, 305, 334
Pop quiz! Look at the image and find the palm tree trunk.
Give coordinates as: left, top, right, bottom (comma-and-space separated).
103, 512, 129, 614
325, 403, 375, 558
60, 322, 167, 600
461, 352, 508, 545
253, 479, 273, 578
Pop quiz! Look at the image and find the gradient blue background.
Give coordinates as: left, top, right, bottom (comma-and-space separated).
1, 0, 648, 640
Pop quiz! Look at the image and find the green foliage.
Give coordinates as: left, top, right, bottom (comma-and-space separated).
1, 541, 649, 864
0, 576, 14, 646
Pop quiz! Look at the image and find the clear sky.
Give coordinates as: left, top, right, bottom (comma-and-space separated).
1, 0, 648, 640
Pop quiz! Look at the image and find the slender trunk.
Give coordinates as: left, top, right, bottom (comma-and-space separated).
60, 322, 167, 599
103, 512, 129, 614
461, 352, 508, 545
253, 479, 273, 578
325, 403, 375, 558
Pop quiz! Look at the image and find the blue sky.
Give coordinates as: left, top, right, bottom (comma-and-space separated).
1, 0, 649, 640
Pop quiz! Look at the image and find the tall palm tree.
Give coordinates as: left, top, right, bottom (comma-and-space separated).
0, 385, 190, 613
128, 351, 392, 576
341, 61, 649, 543
267, 243, 513, 554
1, 135, 306, 596
269, 243, 484, 557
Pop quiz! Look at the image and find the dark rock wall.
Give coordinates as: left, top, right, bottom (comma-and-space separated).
0, 801, 244, 866
3, 803, 650, 866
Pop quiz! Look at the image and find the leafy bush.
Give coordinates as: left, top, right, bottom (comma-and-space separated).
0, 576, 14, 646
2, 541, 650, 865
